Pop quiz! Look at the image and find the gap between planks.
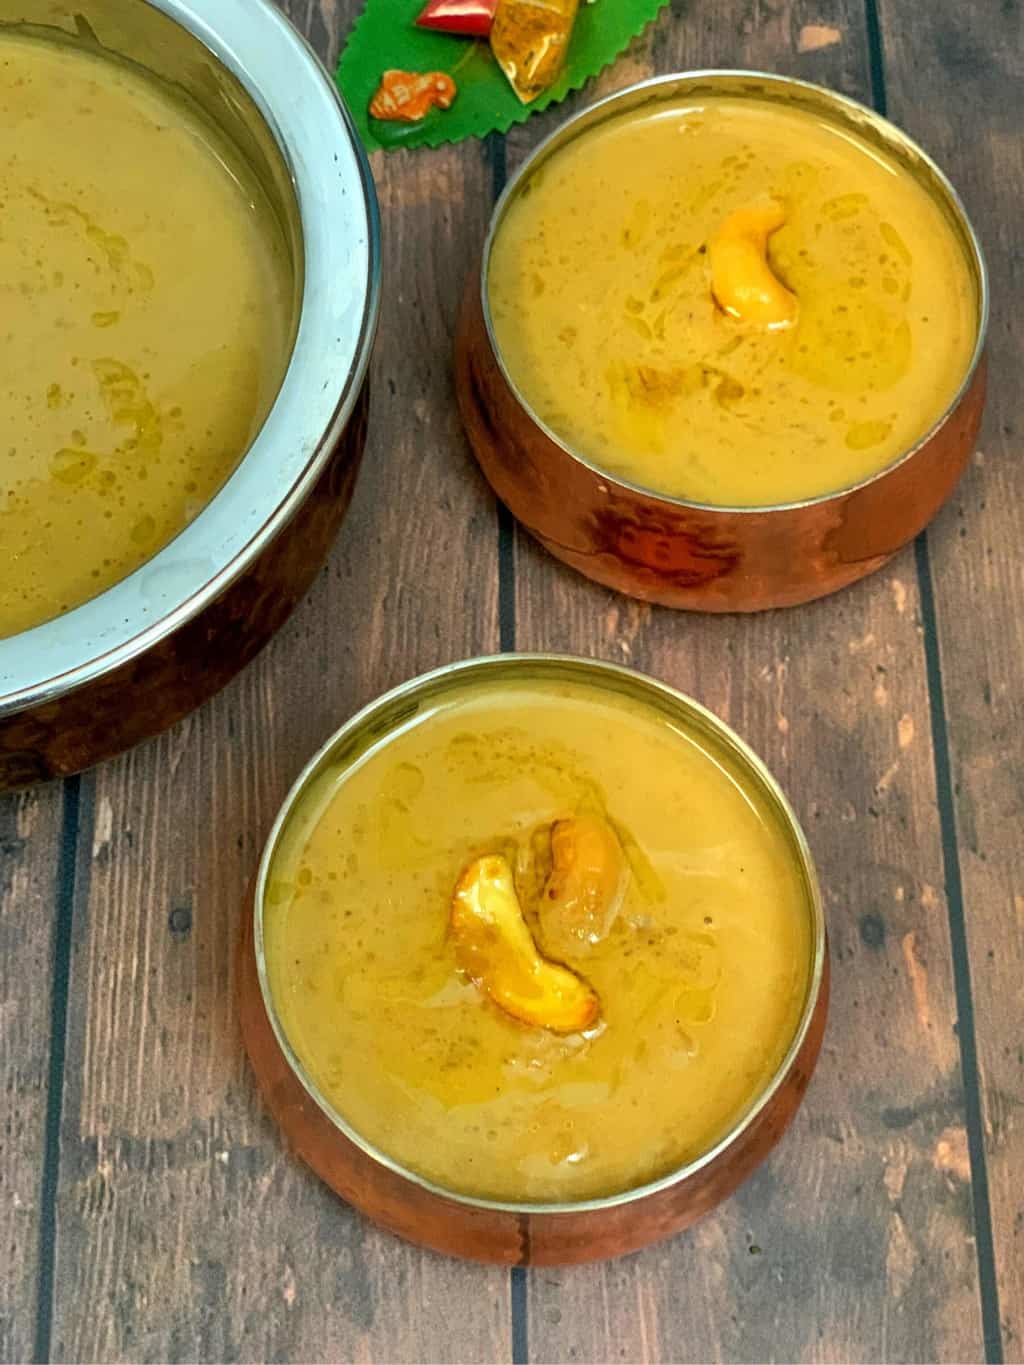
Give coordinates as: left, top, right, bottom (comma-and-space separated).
488, 125, 530, 1364
865, 2, 1003, 1358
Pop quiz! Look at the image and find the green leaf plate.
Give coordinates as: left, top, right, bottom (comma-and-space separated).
337, 0, 671, 153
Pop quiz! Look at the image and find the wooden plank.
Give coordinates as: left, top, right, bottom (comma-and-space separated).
504, 3, 987, 1360
47, 3, 511, 1360
0, 785, 65, 1364
877, 2, 1024, 1355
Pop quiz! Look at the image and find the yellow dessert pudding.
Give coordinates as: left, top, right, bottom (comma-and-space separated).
488, 94, 978, 506
0, 32, 293, 637
262, 669, 817, 1204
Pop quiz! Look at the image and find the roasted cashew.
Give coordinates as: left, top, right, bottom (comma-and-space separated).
451, 854, 600, 1034
709, 199, 798, 328
538, 815, 627, 959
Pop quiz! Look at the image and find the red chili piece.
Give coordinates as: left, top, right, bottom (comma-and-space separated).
416, 0, 498, 37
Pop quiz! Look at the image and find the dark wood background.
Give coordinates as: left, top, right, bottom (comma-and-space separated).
2, 0, 1021, 1360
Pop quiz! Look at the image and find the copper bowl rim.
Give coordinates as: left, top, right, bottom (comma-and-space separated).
478, 69, 989, 516
0, 0, 381, 715
251, 653, 827, 1217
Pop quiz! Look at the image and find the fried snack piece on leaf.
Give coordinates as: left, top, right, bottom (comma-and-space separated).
490, 0, 580, 103
451, 854, 600, 1033
369, 69, 457, 123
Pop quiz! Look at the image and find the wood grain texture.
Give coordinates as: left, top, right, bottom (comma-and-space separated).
878, 1, 1024, 1355
8, 0, 1013, 1360
515, 577, 983, 1364
0, 785, 65, 1364
502, 2, 990, 1360
45, 2, 510, 1360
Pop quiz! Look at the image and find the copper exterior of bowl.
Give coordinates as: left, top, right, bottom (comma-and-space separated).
0, 0, 380, 789
454, 72, 989, 613
239, 910, 829, 1264
239, 655, 829, 1265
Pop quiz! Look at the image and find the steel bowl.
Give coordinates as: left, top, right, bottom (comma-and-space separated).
455, 72, 988, 612
0, 0, 380, 788
239, 655, 829, 1265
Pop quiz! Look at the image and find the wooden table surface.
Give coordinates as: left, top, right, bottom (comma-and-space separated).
3, 0, 1022, 1361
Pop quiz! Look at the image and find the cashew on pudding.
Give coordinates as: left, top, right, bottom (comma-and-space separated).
263, 676, 814, 1204
487, 96, 977, 506
0, 32, 293, 637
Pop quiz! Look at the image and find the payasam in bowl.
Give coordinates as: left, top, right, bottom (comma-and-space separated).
240, 656, 828, 1264
0, 0, 378, 787
456, 72, 987, 610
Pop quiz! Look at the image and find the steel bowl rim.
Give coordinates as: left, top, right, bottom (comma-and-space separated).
0, 0, 381, 714
478, 68, 989, 517
252, 652, 827, 1218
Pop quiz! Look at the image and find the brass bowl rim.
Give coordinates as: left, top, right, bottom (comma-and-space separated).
0, 0, 381, 714
479, 69, 989, 515
251, 653, 827, 1217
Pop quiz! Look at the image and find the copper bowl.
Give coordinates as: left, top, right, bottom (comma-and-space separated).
239, 655, 829, 1265
0, 0, 380, 789
455, 72, 988, 612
